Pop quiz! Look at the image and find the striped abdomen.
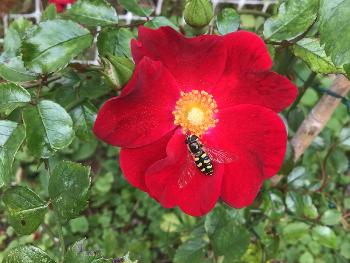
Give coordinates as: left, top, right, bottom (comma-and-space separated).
193, 150, 213, 175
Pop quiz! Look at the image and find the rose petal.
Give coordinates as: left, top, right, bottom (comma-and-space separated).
213, 104, 287, 179
213, 71, 298, 112
93, 57, 179, 148
221, 149, 264, 208
131, 26, 227, 91
145, 131, 224, 216
120, 131, 174, 192
222, 31, 272, 74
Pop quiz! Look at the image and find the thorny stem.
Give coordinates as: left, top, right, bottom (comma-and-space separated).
317, 143, 337, 192
287, 71, 317, 115
35, 75, 47, 99
23, 75, 61, 89
207, 2, 219, 35
117, 20, 149, 28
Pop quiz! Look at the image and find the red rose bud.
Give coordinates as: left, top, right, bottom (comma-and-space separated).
48, 0, 75, 12
184, 0, 214, 28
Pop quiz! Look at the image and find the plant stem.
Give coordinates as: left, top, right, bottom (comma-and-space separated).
287, 71, 317, 115
317, 143, 337, 192
55, 211, 66, 262
23, 75, 61, 89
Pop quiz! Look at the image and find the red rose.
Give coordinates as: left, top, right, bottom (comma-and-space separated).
48, 0, 75, 12
94, 26, 297, 216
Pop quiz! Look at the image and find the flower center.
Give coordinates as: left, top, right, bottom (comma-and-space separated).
173, 90, 218, 136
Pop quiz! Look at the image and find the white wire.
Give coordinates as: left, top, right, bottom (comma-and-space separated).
1, 0, 276, 65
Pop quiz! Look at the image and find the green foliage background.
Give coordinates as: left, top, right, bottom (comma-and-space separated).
0, 0, 350, 262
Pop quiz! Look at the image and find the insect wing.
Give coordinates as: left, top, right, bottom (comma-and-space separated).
205, 146, 238, 164
178, 153, 197, 188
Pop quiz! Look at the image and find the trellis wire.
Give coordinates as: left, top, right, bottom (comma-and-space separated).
1, 0, 276, 65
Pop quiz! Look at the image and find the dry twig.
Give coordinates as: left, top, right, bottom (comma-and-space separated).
291, 74, 350, 161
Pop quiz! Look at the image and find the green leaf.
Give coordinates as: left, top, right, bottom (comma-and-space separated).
285, 191, 304, 215
279, 142, 295, 174
320, 210, 342, 226
2, 245, 56, 263
285, 191, 318, 219
329, 149, 349, 174
22, 100, 75, 158
64, 240, 109, 263
70, 102, 97, 141
0, 54, 38, 82
22, 19, 93, 74
283, 222, 309, 242
78, 71, 110, 100
8, 18, 33, 37
291, 38, 345, 74
160, 213, 181, 233
0, 121, 25, 188
66, 0, 118, 27
311, 226, 338, 248
103, 54, 135, 88
319, 0, 350, 67
97, 28, 134, 58
302, 195, 318, 219
216, 8, 240, 35
93, 172, 113, 193
205, 207, 250, 260
144, 17, 179, 30
300, 252, 314, 263
268, 191, 285, 218
4, 18, 32, 56
69, 216, 89, 233
174, 238, 206, 263
340, 242, 350, 259
48, 161, 90, 221
263, 0, 318, 41
0, 83, 31, 115
118, 0, 153, 17
42, 4, 57, 21
2, 186, 47, 235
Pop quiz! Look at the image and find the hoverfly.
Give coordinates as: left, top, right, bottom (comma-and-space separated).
178, 134, 237, 188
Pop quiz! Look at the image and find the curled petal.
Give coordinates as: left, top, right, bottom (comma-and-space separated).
120, 131, 174, 192
131, 26, 227, 91
145, 131, 224, 216
93, 57, 179, 148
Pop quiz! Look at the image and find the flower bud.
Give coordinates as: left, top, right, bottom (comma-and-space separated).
184, 0, 214, 28
101, 54, 135, 89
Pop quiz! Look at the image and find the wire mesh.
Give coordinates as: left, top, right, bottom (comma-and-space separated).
0, 0, 277, 64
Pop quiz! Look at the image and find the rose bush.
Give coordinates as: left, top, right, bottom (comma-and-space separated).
0, 0, 350, 262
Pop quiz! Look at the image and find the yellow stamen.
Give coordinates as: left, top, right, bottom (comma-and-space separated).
173, 90, 218, 136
